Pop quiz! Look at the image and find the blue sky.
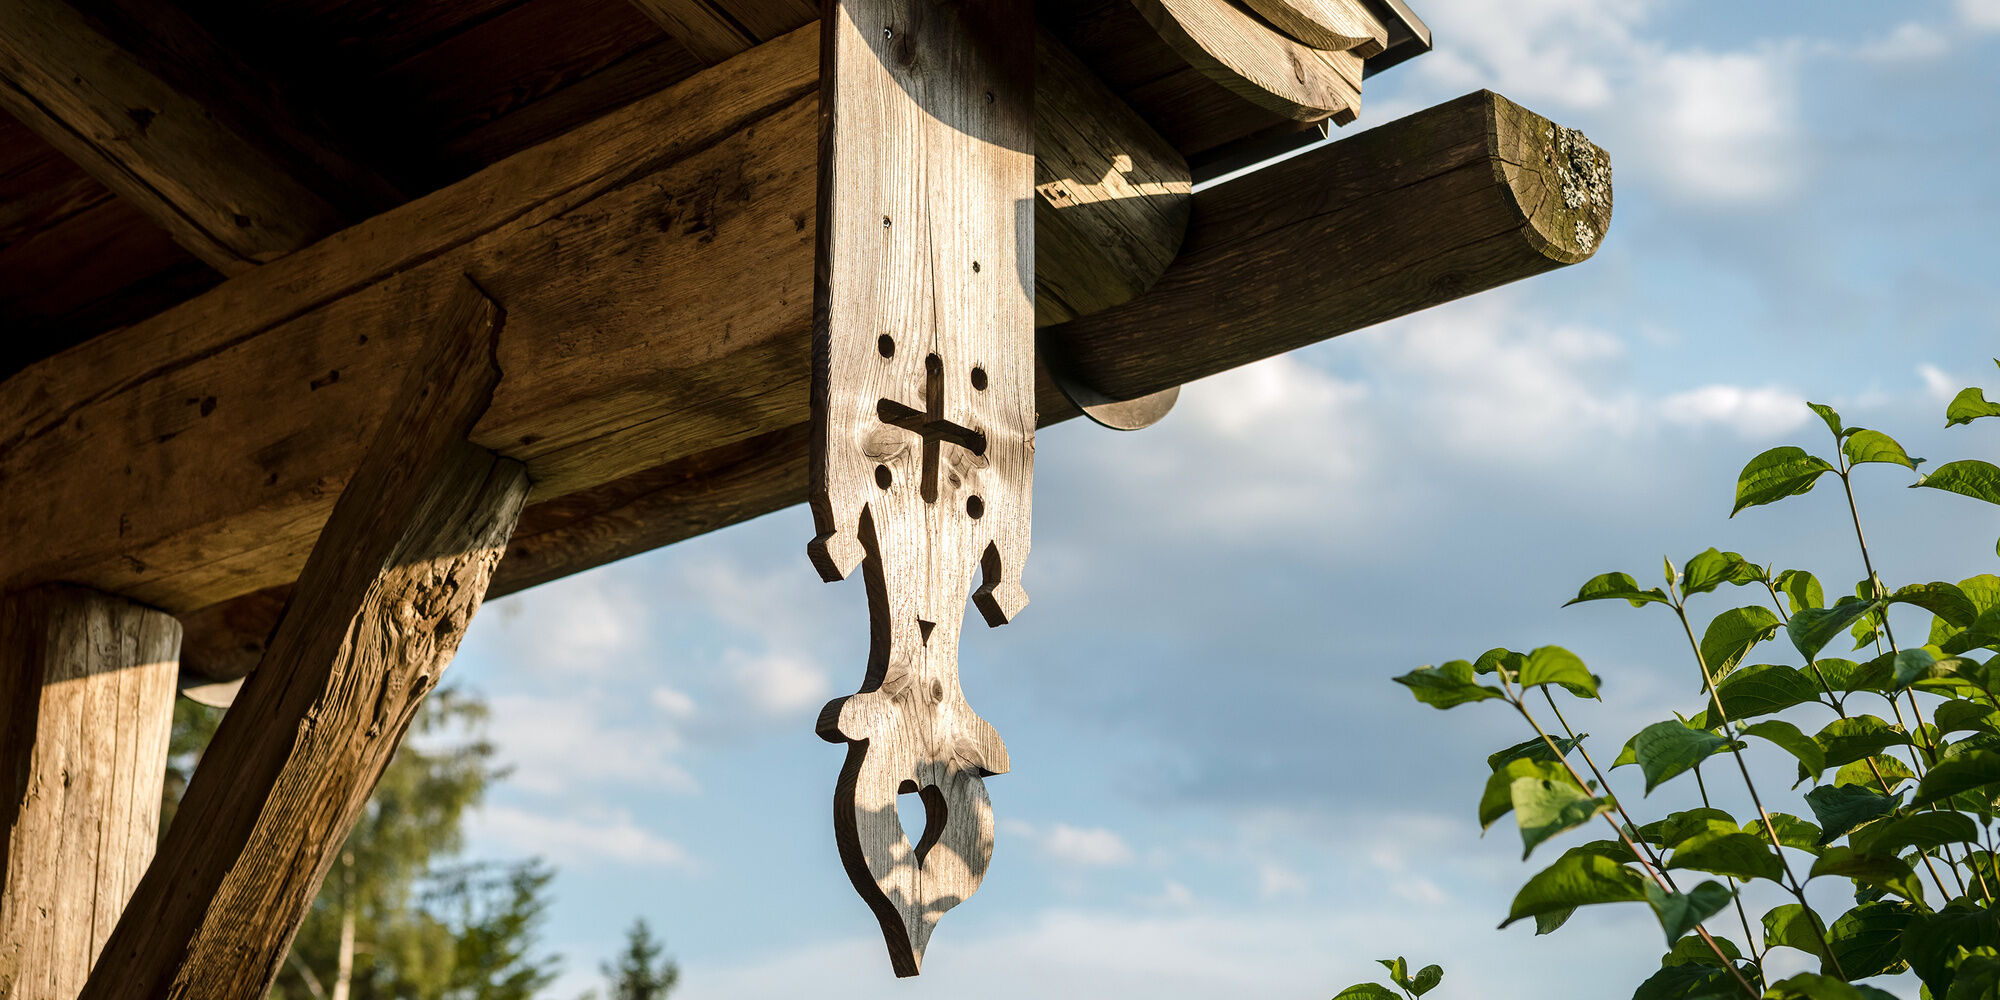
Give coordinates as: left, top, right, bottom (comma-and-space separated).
442, 3, 2000, 996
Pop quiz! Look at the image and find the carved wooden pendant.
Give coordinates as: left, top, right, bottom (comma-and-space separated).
808, 0, 1034, 978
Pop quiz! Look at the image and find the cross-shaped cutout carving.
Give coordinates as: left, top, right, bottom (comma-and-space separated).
877, 353, 987, 504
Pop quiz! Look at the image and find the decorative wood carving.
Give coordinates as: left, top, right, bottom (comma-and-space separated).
808, 0, 1034, 977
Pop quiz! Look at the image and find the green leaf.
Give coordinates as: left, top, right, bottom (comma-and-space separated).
1682, 549, 1761, 597
1623, 721, 1741, 795
1889, 648, 1940, 691
1913, 749, 2000, 806
1808, 847, 1926, 904
1512, 773, 1614, 859
1519, 646, 1600, 699
1789, 598, 1881, 662
1638, 808, 1739, 848
1760, 813, 1824, 853
1740, 720, 1827, 783
1394, 661, 1505, 709
1533, 906, 1577, 936
1644, 880, 1734, 945
1664, 933, 1741, 969
1813, 657, 1889, 694
1935, 699, 2000, 735
1487, 734, 1583, 771
1803, 784, 1901, 845
1842, 429, 1922, 470
1700, 664, 1824, 725
1915, 459, 2000, 507
1832, 754, 1912, 792
1764, 972, 1902, 999
1763, 902, 1829, 960
1376, 957, 1408, 987
1947, 386, 2000, 427
1733, 446, 1837, 515
1813, 715, 1913, 768
1701, 606, 1784, 682
1892, 582, 1979, 628
1946, 953, 2000, 1000
1331, 987, 1399, 1000
1775, 570, 1826, 615
1665, 829, 1785, 882
1904, 901, 2000, 997
1827, 901, 1916, 978
1500, 852, 1648, 929
1409, 965, 1442, 997
1634, 964, 1739, 1000
1567, 572, 1671, 608
1809, 402, 1845, 438
1851, 810, 1979, 856
1481, 759, 1575, 830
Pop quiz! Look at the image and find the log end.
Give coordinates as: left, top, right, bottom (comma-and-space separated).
1486, 91, 1614, 266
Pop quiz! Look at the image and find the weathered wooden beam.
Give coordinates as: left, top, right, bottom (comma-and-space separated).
175, 89, 1609, 683
79, 278, 528, 1000
0, 0, 393, 274
0, 23, 1184, 620
625, 0, 816, 64
0, 586, 179, 1000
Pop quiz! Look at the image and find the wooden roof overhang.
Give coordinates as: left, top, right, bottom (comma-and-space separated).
1, 0, 1608, 689
0, 0, 1616, 993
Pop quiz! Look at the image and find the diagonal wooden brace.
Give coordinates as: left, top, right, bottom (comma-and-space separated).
79, 277, 529, 1000
808, 0, 1035, 978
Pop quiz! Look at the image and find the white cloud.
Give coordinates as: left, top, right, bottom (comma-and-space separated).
469, 805, 691, 868
1002, 820, 1136, 867
487, 693, 698, 796
1919, 363, 1960, 401
1870, 22, 1951, 62
729, 649, 830, 717
1255, 861, 1307, 898
1962, 0, 2000, 30
1659, 384, 1810, 437
1632, 46, 1802, 203
651, 684, 698, 718
486, 575, 646, 674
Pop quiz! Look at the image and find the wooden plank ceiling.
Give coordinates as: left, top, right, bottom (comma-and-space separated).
0, 0, 1410, 381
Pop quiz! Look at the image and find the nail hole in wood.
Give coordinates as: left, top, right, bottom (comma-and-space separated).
970, 367, 987, 391
878, 334, 895, 358
971, 261, 981, 273
965, 495, 984, 519
875, 464, 893, 489
882, 215, 891, 228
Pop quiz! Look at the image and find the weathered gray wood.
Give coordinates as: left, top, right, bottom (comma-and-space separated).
0, 22, 1186, 622
1240, 0, 1385, 54
1033, 29, 1190, 327
78, 277, 529, 1000
0, 586, 180, 1000
809, 0, 1033, 976
1129, 0, 1366, 125
0, 0, 392, 274
172, 89, 1612, 686
1053, 89, 1612, 401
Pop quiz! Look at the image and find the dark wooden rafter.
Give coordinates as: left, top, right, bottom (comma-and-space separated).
625, 0, 817, 64
0, 0, 395, 274
78, 278, 529, 1000
172, 88, 1612, 682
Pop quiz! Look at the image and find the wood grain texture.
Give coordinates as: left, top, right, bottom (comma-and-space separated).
0, 586, 180, 1000
0, 0, 391, 273
1033, 31, 1189, 326
169, 91, 1613, 687
0, 23, 1181, 622
1128, 0, 1363, 125
77, 277, 527, 1000
809, 0, 1034, 976
1054, 89, 1613, 400
625, 0, 815, 64
1239, 0, 1385, 55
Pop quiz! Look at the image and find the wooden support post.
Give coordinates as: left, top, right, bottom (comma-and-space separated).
0, 587, 180, 1000
79, 277, 529, 1000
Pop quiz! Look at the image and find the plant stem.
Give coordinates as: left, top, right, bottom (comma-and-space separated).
1686, 759, 1766, 967
1498, 674, 1758, 998
1671, 595, 1847, 980
1838, 466, 1944, 766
